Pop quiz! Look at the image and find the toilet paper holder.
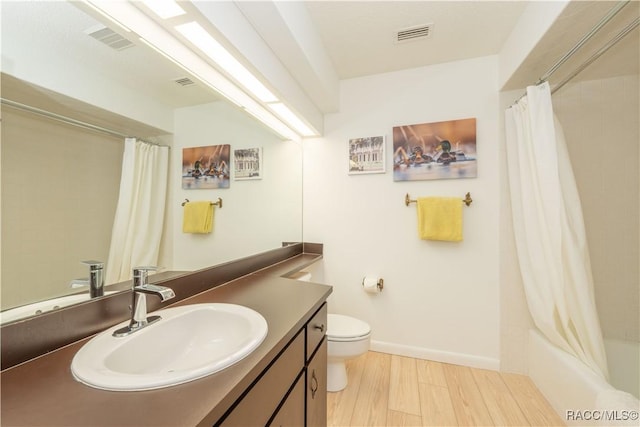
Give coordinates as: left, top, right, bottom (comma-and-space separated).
362, 277, 384, 292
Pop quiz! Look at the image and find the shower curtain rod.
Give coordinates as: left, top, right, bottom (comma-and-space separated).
512, 0, 633, 104
551, 17, 639, 95
536, 0, 630, 85
0, 97, 169, 148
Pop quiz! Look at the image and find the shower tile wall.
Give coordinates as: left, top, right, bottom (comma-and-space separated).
553, 74, 640, 343
1, 109, 124, 310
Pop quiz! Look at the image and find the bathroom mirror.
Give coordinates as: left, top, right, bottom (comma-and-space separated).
0, 1, 303, 323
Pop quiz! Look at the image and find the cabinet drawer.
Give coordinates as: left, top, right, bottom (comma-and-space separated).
220, 332, 304, 426
306, 303, 327, 361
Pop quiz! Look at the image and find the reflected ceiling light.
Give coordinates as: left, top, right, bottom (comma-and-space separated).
83, 1, 131, 32
142, 0, 186, 19
268, 103, 317, 137
83, 0, 302, 142
244, 106, 301, 142
175, 22, 278, 103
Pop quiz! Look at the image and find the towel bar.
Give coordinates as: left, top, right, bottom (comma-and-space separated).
405, 192, 472, 207
181, 198, 223, 208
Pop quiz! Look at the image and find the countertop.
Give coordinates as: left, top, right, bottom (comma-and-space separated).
0, 254, 331, 426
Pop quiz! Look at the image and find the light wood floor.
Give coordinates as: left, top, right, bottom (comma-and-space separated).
327, 351, 566, 427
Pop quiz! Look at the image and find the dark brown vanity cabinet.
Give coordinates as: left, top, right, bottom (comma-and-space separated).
219, 303, 327, 427
306, 339, 327, 426
305, 304, 327, 427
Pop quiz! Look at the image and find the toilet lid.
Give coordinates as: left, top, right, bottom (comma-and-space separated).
327, 314, 371, 339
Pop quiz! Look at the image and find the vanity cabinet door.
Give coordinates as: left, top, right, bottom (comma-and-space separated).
268, 372, 305, 427
306, 338, 327, 427
220, 332, 304, 426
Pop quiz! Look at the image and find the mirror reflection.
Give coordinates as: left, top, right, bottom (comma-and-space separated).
1, 1, 303, 323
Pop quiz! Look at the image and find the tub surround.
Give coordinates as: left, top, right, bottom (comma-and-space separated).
529, 329, 640, 426
0, 243, 330, 425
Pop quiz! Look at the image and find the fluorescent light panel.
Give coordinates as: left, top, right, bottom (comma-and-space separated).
142, 0, 186, 19
83, 1, 131, 32
175, 22, 278, 103
268, 103, 317, 137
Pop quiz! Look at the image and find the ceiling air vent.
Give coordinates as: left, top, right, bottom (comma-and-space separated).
395, 23, 433, 44
85, 25, 134, 51
174, 77, 196, 87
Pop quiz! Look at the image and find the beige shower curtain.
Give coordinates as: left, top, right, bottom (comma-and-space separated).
505, 82, 609, 379
106, 138, 169, 284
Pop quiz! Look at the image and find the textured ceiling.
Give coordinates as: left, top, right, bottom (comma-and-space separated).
2, 0, 637, 124
305, 1, 529, 79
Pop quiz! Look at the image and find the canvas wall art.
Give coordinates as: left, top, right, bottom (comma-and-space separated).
348, 136, 385, 175
182, 144, 230, 189
393, 118, 477, 181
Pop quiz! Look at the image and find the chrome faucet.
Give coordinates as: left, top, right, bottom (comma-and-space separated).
69, 260, 105, 298
113, 266, 175, 337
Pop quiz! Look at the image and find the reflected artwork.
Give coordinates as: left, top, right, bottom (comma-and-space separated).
393, 118, 477, 181
182, 144, 231, 189
234, 147, 262, 180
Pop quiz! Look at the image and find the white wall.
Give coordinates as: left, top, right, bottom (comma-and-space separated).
172, 101, 303, 271
303, 56, 501, 369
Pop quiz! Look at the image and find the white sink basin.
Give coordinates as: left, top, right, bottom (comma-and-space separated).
71, 303, 268, 391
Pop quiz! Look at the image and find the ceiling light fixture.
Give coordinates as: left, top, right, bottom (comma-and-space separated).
82, 0, 302, 142
142, 0, 186, 19
175, 22, 278, 103
268, 103, 317, 137
82, 1, 131, 33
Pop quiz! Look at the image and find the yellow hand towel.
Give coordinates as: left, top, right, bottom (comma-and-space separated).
182, 201, 214, 234
416, 197, 463, 242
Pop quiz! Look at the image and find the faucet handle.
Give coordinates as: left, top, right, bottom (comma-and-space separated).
70, 278, 89, 288
81, 260, 104, 270
132, 266, 158, 288
133, 266, 158, 273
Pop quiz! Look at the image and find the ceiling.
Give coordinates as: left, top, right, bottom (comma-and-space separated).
2, 1, 638, 130
1, 1, 222, 111
304, 1, 528, 80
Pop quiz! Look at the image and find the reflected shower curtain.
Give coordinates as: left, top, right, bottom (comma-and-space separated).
106, 138, 169, 284
505, 82, 609, 379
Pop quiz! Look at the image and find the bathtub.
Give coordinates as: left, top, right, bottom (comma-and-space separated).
605, 338, 640, 400
528, 330, 640, 426
0, 291, 116, 324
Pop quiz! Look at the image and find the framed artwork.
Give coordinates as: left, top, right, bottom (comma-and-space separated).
348, 136, 385, 175
182, 144, 230, 189
234, 147, 263, 180
393, 118, 477, 181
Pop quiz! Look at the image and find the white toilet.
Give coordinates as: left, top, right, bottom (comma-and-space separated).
326, 313, 371, 392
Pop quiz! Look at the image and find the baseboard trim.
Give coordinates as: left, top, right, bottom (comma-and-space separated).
370, 340, 500, 371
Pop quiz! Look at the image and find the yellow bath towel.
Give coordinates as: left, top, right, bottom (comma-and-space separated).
416, 197, 463, 242
182, 201, 214, 234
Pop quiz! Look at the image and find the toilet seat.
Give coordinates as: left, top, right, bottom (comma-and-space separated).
327, 314, 371, 342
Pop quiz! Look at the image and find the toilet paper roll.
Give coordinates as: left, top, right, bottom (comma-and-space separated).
362, 276, 383, 293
